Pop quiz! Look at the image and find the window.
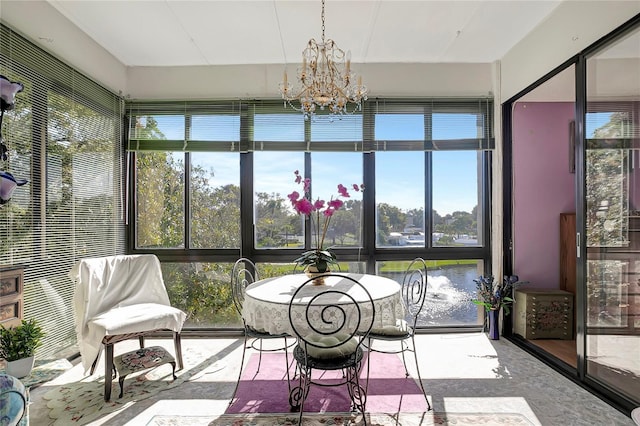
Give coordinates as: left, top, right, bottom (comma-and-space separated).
254, 151, 304, 249
376, 151, 424, 247
128, 103, 242, 251
136, 152, 185, 248
311, 152, 364, 248
190, 152, 240, 249
432, 151, 481, 247
127, 99, 493, 328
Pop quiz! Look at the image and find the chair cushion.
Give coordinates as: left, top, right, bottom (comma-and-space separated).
304, 334, 359, 359
88, 303, 186, 337
370, 319, 410, 336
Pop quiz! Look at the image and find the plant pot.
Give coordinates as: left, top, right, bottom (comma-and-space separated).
5, 355, 35, 378
488, 309, 500, 340
304, 265, 329, 285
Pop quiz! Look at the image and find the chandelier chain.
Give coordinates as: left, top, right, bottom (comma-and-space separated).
321, 0, 325, 44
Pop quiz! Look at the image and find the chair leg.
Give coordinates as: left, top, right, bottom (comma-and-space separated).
411, 336, 431, 411
365, 338, 372, 396
229, 334, 249, 406
400, 341, 410, 377
104, 343, 114, 401
139, 336, 145, 348
297, 365, 311, 425
90, 351, 101, 376
283, 337, 292, 394
256, 338, 264, 373
347, 364, 368, 424
173, 332, 184, 370
288, 359, 307, 411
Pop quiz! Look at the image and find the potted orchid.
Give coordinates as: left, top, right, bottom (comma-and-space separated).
288, 170, 364, 280
472, 275, 527, 315
472, 275, 528, 339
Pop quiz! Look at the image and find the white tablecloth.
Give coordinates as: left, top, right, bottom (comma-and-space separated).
242, 273, 404, 336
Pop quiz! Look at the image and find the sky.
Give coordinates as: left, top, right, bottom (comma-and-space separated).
155, 112, 483, 216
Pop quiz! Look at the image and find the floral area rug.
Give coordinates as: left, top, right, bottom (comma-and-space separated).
228, 352, 429, 415
42, 347, 224, 425
0, 358, 73, 389
148, 412, 534, 425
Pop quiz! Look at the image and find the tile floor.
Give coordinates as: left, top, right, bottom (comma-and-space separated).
26, 333, 636, 425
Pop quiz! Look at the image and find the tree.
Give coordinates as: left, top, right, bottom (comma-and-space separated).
327, 199, 362, 246
405, 208, 424, 230
136, 152, 184, 248
255, 192, 293, 247
191, 179, 240, 249
586, 112, 629, 247
376, 203, 406, 244
450, 210, 473, 238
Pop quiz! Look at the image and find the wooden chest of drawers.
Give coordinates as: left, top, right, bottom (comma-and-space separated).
514, 288, 573, 339
0, 266, 24, 327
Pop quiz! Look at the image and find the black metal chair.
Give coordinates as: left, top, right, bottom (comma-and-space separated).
230, 258, 293, 404
288, 273, 375, 425
364, 258, 432, 410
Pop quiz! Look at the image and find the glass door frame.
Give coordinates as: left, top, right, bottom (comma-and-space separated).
502, 13, 640, 415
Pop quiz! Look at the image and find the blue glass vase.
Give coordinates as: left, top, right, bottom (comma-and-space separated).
488, 309, 500, 340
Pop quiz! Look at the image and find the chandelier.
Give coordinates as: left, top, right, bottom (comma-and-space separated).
279, 0, 368, 120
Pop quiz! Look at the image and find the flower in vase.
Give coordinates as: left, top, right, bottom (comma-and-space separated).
472, 275, 528, 315
288, 170, 364, 273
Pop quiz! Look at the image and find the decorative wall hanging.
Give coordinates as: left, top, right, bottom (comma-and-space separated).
0, 74, 28, 204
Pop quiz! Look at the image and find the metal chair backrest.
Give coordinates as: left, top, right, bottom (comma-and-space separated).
231, 257, 259, 316
288, 273, 375, 358
401, 258, 429, 329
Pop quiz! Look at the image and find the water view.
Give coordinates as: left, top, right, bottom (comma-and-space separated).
380, 264, 480, 327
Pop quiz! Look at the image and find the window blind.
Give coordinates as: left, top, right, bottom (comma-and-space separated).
586, 101, 639, 149
126, 98, 494, 153
0, 23, 125, 358
126, 100, 245, 152
369, 98, 494, 151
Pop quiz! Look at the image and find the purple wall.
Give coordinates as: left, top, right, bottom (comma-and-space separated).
512, 102, 575, 289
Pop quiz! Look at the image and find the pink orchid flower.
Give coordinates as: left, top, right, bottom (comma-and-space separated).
288, 191, 300, 204
295, 198, 314, 215
337, 184, 350, 198
328, 199, 343, 209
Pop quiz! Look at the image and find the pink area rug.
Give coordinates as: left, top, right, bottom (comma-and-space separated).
226, 351, 429, 414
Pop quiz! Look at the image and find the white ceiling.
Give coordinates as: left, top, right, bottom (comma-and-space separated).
42, 0, 565, 68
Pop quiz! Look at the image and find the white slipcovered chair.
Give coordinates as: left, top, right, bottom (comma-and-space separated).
70, 254, 186, 401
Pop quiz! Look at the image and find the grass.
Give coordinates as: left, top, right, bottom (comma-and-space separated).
377, 259, 478, 273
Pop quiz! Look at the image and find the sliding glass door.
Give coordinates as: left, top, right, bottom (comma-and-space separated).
583, 24, 640, 404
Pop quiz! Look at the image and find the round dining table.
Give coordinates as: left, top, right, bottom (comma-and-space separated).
242, 272, 405, 336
